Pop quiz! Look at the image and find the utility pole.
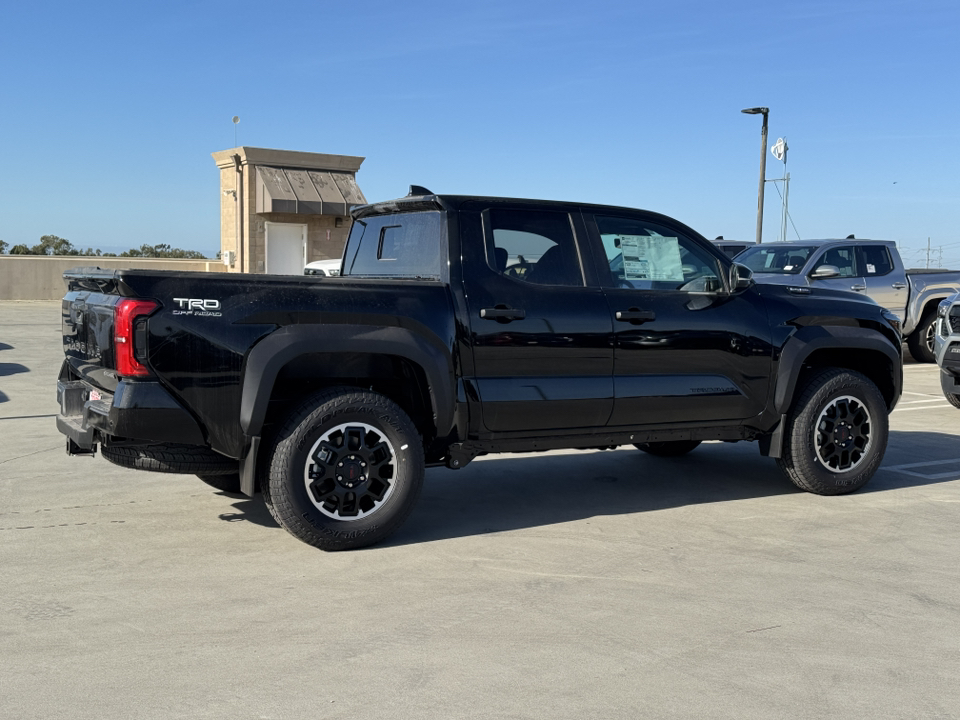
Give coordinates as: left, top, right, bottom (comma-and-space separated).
927, 237, 932, 269
741, 107, 769, 244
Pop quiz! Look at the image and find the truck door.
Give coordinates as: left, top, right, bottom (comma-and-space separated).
859, 244, 907, 321
582, 211, 773, 426
807, 245, 867, 297
459, 203, 614, 433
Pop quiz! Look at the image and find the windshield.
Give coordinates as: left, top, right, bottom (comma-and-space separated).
737, 245, 816, 275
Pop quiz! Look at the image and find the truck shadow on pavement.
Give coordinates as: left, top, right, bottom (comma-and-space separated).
0, 363, 30, 377
218, 494, 279, 528
388, 430, 960, 547
0, 356, 30, 403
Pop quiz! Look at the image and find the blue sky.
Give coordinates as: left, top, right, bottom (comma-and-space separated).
1, 0, 957, 265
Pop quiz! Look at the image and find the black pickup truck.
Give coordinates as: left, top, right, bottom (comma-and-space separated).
57, 188, 903, 550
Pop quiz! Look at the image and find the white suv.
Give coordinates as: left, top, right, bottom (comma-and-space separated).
304, 259, 342, 277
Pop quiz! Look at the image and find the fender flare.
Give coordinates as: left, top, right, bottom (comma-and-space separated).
774, 325, 901, 415
239, 323, 456, 438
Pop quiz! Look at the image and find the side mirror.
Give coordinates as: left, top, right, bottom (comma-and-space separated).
810, 264, 841, 279
730, 263, 754, 291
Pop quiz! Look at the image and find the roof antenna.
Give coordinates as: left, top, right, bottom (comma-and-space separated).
408, 185, 433, 196
846, 234, 855, 239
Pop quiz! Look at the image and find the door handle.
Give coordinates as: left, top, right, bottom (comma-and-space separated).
891, 282, 907, 289
850, 284, 866, 292
480, 305, 526, 321
615, 308, 656, 324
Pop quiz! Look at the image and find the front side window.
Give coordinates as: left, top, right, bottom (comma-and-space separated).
486, 208, 583, 287
816, 247, 858, 278
595, 215, 722, 292
343, 211, 447, 280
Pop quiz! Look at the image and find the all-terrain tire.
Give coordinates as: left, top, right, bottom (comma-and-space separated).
776, 369, 888, 495
197, 473, 242, 493
907, 309, 937, 363
633, 440, 702, 456
939, 370, 960, 408
267, 387, 424, 551
102, 443, 238, 475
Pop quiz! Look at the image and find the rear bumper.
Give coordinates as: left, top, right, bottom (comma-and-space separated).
56, 379, 206, 451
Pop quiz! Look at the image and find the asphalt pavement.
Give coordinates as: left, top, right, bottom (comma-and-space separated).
2, 301, 959, 719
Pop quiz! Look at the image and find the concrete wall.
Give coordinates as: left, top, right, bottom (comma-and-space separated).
0, 256, 219, 300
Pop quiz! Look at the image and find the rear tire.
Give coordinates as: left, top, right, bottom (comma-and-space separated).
907, 309, 937, 363
776, 369, 887, 495
267, 388, 424, 551
633, 440, 702, 456
102, 443, 237, 475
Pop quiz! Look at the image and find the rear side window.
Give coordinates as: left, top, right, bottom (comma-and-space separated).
860, 245, 894, 276
485, 208, 583, 287
343, 211, 447, 280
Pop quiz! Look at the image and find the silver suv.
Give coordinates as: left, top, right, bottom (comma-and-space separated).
934, 292, 960, 407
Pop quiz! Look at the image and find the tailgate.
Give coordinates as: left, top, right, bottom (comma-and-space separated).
62, 291, 123, 392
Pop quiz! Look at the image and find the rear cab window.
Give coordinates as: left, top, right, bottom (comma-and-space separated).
342, 211, 448, 281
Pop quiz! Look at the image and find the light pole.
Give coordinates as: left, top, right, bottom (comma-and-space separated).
741, 107, 769, 244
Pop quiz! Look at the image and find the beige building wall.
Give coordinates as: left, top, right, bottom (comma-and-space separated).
212, 147, 365, 274
0, 256, 218, 301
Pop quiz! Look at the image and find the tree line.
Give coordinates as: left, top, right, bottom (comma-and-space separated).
0, 235, 208, 259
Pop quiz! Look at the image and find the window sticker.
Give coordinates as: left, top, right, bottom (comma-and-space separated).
866, 263, 876, 274
619, 235, 684, 281
784, 265, 794, 271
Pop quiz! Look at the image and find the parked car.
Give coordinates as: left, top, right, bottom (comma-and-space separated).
710, 237, 754, 259
57, 188, 902, 551
304, 259, 341, 276
934, 293, 960, 407
736, 239, 960, 362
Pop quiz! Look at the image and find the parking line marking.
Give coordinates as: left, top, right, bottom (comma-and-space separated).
898, 398, 951, 405
881, 458, 960, 480
884, 458, 960, 470
892, 404, 951, 412
902, 391, 940, 396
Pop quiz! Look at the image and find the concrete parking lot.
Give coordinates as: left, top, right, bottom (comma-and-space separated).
2, 301, 959, 719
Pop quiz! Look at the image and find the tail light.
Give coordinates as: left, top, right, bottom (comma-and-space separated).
114, 298, 159, 377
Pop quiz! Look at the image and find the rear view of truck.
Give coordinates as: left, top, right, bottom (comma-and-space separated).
58, 269, 240, 483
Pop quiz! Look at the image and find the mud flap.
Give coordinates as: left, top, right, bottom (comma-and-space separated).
758, 415, 787, 459
240, 436, 260, 497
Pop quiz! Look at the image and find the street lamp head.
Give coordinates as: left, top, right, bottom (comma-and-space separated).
741, 107, 769, 115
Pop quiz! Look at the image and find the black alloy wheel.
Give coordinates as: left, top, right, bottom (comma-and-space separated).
777, 368, 888, 495
266, 388, 424, 551
813, 396, 871, 472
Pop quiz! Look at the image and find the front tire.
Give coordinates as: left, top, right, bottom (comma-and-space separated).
940, 370, 960, 408
776, 369, 888, 495
634, 440, 701, 456
907, 309, 937, 363
267, 388, 424, 551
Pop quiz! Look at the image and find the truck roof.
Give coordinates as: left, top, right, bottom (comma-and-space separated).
352, 188, 700, 229
742, 239, 897, 248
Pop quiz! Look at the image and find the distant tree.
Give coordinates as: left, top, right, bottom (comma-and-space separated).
3, 235, 205, 259
120, 243, 206, 259
29, 235, 77, 255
